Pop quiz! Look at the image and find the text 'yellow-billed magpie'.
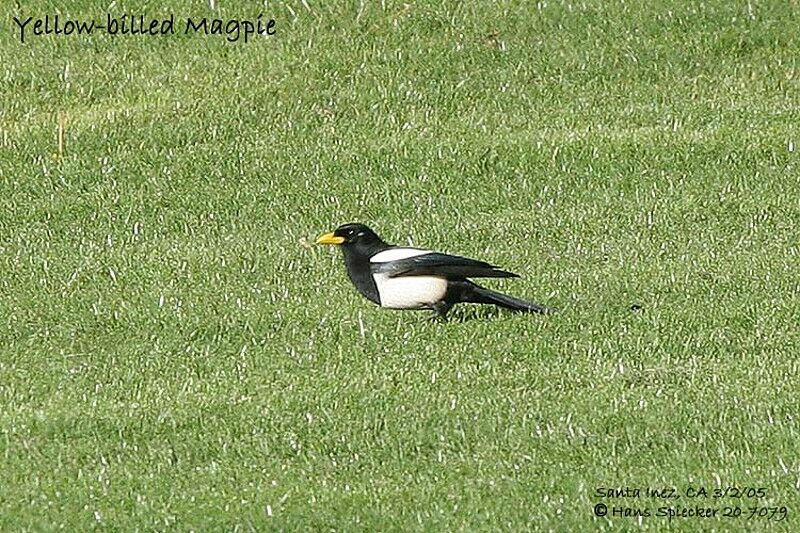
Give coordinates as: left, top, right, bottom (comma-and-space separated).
316, 223, 554, 319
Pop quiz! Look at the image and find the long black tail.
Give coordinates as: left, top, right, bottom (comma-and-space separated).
464, 283, 555, 314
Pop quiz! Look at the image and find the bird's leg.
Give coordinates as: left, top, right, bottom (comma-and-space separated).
428, 301, 452, 321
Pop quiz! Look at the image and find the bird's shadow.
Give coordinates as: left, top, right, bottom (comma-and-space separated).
423, 306, 511, 324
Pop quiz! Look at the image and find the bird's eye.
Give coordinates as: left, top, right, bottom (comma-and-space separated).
357, 231, 365, 237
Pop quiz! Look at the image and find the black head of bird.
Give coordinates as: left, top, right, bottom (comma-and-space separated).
316, 223, 554, 319
316, 223, 388, 254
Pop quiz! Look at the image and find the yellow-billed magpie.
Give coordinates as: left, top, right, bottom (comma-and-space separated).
316, 223, 554, 319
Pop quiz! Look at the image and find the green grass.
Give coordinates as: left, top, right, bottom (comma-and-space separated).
2, 0, 800, 530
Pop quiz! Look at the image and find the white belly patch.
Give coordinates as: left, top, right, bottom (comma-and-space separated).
372, 273, 448, 309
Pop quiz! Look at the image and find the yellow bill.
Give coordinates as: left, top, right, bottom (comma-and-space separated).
316, 232, 345, 245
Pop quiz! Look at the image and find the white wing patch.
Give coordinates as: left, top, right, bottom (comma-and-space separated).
370, 247, 431, 263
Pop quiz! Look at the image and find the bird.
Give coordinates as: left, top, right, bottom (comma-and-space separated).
315, 223, 554, 319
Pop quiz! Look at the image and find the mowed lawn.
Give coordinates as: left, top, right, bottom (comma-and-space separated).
2, 0, 799, 530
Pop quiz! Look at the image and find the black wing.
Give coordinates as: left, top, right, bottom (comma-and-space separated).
372, 252, 519, 279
